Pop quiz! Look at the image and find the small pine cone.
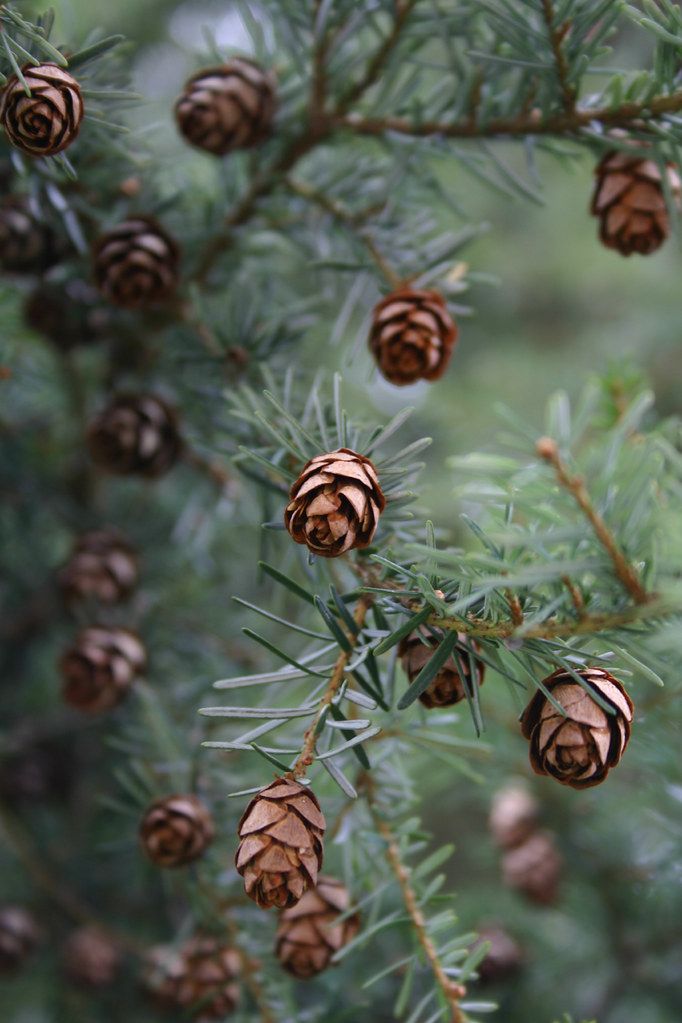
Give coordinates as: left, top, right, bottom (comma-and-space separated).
276, 876, 359, 979
60, 626, 146, 714
236, 778, 326, 910
284, 448, 385, 558
0, 64, 83, 158
501, 831, 562, 906
93, 217, 180, 308
175, 59, 276, 156
140, 794, 215, 868
63, 926, 121, 987
474, 924, 524, 984
0, 907, 40, 973
0, 737, 76, 805
488, 783, 539, 851
24, 280, 109, 350
143, 938, 240, 1019
398, 630, 485, 709
591, 150, 681, 256
520, 667, 633, 789
87, 394, 182, 478
369, 289, 458, 386
58, 528, 138, 604
0, 197, 58, 274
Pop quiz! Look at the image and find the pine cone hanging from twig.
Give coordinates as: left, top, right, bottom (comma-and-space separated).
0, 907, 40, 973
143, 937, 240, 1019
369, 288, 458, 386
591, 149, 681, 256
399, 629, 485, 708
93, 217, 180, 308
63, 927, 121, 987
0, 64, 84, 157
87, 394, 182, 478
276, 876, 359, 978
0, 197, 58, 274
59, 626, 146, 714
58, 529, 138, 604
140, 794, 215, 868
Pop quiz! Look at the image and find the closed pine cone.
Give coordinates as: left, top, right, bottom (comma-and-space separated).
488, 783, 539, 851
63, 926, 120, 987
175, 59, 275, 155
87, 394, 182, 477
60, 626, 146, 714
0, 906, 40, 972
0, 197, 58, 274
398, 630, 485, 708
369, 288, 458, 386
24, 280, 109, 350
0, 64, 83, 157
93, 217, 180, 307
140, 794, 215, 868
591, 150, 681, 256
501, 830, 562, 906
474, 924, 524, 984
236, 778, 326, 909
58, 528, 138, 604
276, 876, 359, 979
143, 937, 240, 1019
284, 448, 385, 558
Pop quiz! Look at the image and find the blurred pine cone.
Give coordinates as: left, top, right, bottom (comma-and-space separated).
0, 737, 76, 805
60, 626, 146, 714
474, 924, 524, 984
143, 937, 240, 1019
284, 448, 385, 558
591, 150, 681, 256
140, 794, 215, 868
0, 64, 83, 157
520, 666, 633, 789
0, 906, 40, 973
58, 528, 138, 604
276, 876, 359, 979
87, 394, 182, 477
369, 288, 457, 386
488, 782, 539, 851
93, 217, 180, 308
175, 60, 276, 155
501, 831, 562, 905
398, 629, 484, 708
0, 197, 58, 274
236, 778, 326, 909
63, 926, 121, 987
24, 280, 110, 350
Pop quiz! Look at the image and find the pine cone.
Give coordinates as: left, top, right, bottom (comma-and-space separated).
276, 876, 359, 979
0, 63, 83, 157
143, 938, 240, 1019
520, 667, 633, 789
24, 280, 109, 350
58, 529, 138, 604
474, 924, 523, 984
284, 448, 385, 558
369, 289, 458, 386
501, 831, 562, 905
0, 906, 40, 973
87, 394, 182, 477
236, 778, 326, 909
488, 783, 539, 851
591, 150, 681, 256
93, 217, 180, 308
398, 630, 485, 709
63, 926, 121, 987
175, 59, 276, 156
140, 794, 215, 868
60, 626, 146, 714
0, 197, 58, 274
0, 737, 76, 805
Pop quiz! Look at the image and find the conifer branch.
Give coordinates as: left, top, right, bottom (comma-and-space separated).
541, 0, 577, 113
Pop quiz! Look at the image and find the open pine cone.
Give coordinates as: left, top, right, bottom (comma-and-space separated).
140, 794, 215, 868
87, 394, 182, 477
284, 448, 385, 558
93, 217, 180, 308
591, 150, 681, 256
369, 288, 458, 386
276, 876, 359, 979
60, 626, 146, 714
58, 529, 138, 604
175, 59, 276, 155
63, 926, 121, 987
0, 197, 58, 274
143, 937, 240, 1019
236, 778, 326, 909
399, 630, 485, 708
0, 64, 83, 157
0, 907, 40, 973
520, 666, 633, 789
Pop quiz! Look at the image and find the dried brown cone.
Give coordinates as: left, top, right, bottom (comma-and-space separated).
60, 626, 146, 715
520, 666, 634, 789
63, 926, 121, 987
591, 150, 681, 256
0, 197, 58, 274
140, 794, 215, 868
24, 280, 110, 350
175, 59, 276, 156
87, 394, 182, 478
501, 830, 562, 906
93, 217, 180, 308
284, 448, 385, 558
369, 288, 458, 386
143, 937, 240, 1019
276, 875, 359, 979
58, 528, 138, 604
0, 906, 40, 973
0, 63, 84, 158
236, 778, 326, 909
474, 924, 524, 985
398, 629, 485, 709
488, 782, 539, 851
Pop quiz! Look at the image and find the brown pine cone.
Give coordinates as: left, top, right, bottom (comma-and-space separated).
24, 280, 110, 350
0, 737, 76, 805
236, 778, 326, 909
63, 926, 121, 987
93, 217, 180, 308
398, 629, 485, 709
0, 906, 40, 973
474, 924, 524, 984
60, 626, 146, 714
175, 59, 276, 156
0, 64, 83, 157
276, 876, 359, 979
501, 831, 562, 906
143, 938, 240, 1019
591, 150, 681, 256
0, 197, 58, 274
87, 394, 182, 478
140, 794, 215, 868
369, 289, 458, 386
58, 529, 138, 604
488, 783, 539, 851
284, 448, 385, 558
520, 666, 633, 789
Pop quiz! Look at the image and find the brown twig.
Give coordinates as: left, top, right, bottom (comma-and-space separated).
562, 574, 586, 617
541, 0, 576, 113
335, 0, 419, 114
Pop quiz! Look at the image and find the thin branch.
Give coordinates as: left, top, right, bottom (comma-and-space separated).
335, 0, 419, 114
541, 0, 576, 113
